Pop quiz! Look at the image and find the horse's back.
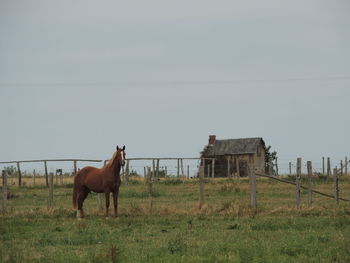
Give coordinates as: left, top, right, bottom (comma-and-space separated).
75, 166, 107, 193
81, 166, 101, 174
74, 166, 101, 184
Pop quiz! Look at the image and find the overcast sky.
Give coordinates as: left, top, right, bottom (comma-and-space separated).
1, 0, 349, 172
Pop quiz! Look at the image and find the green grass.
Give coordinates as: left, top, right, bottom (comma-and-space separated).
1, 215, 350, 262
1, 176, 350, 262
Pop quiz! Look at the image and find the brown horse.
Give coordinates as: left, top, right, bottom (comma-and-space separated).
73, 146, 126, 219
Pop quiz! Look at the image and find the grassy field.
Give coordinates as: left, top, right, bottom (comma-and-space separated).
1, 176, 350, 262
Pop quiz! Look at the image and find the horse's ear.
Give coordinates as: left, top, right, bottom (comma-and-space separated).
122, 145, 125, 151
116, 146, 119, 151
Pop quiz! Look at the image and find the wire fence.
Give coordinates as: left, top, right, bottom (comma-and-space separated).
1, 155, 349, 217
0, 156, 349, 189
1, 156, 350, 217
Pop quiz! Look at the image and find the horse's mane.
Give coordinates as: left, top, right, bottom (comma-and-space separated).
105, 151, 118, 168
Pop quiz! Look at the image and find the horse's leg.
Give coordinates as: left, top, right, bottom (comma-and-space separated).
77, 188, 89, 219
105, 192, 110, 218
112, 188, 119, 217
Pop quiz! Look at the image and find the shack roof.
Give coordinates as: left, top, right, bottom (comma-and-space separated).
203, 137, 265, 156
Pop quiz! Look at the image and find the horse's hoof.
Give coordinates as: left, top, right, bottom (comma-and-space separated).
105, 217, 109, 220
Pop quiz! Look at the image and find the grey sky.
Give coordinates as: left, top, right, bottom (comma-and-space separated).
1, 0, 349, 172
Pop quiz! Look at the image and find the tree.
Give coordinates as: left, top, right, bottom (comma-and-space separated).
3, 166, 16, 175
265, 146, 277, 175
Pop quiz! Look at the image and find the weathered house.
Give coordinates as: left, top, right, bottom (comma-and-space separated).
200, 135, 267, 177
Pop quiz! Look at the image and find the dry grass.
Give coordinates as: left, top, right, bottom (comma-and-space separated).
1, 175, 350, 218
2, 177, 350, 263
0, 175, 74, 187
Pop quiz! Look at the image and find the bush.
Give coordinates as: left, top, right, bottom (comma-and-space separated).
219, 182, 240, 192
161, 179, 183, 185
168, 234, 186, 254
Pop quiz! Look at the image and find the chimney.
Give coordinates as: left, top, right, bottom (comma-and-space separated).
208, 135, 216, 145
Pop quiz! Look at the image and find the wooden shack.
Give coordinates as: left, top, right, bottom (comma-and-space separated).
200, 135, 267, 177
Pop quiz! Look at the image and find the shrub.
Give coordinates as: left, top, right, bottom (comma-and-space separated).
161, 179, 183, 185
168, 234, 186, 254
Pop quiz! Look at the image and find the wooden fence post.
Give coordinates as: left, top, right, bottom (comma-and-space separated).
143, 167, 147, 182
236, 158, 241, 183
60, 171, 63, 186
211, 159, 215, 178
165, 166, 167, 177
147, 167, 153, 213
200, 160, 204, 178
152, 159, 156, 180
33, 169, 36, 185
307, 161, 313, 206
340, 160, 343, 176
227, 156, 232, 180
322, 157, 325, 175
345, 157, 348, 176
121, 165, 125, 181
207, 163, 210, 178
187, 165, 190, 179
55, 170, 58, 186
327, 157, 331, 178
16, 162, 22, 187
289, 162, 292, 176
199, 160, 205, 209
73, 160, 77, 176
275, 157, 279, 176
2, 170, 8, 215
10, 170, 13, 185
44, 161, 49, 187
333, 168, 339, 205
48, 172, 54, 210
125, 160, 130, 183
156, 159, 160, 179
97, 161, 103, 212
177, 159, 180, 178
249, 164, 257, 208
296, 158, 302, 207
180, 159, 184, 177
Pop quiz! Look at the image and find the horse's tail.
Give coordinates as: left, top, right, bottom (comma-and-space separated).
72, 183, 78, 209
72, 170, 82, 209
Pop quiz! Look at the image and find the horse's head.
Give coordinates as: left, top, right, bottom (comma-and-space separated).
116, 145, 126, 167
